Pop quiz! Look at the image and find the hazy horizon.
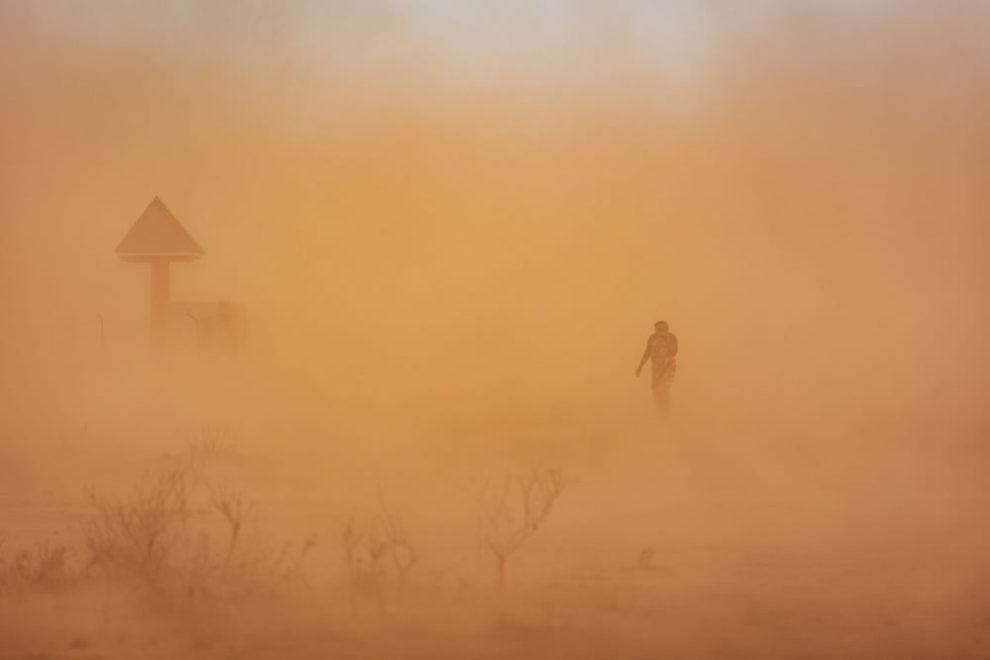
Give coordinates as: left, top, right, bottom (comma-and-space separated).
2, 3, 989, 658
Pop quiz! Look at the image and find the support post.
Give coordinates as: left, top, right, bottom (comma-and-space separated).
150, 259, 171, 334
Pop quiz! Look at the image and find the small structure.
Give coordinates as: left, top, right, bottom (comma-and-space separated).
171, 300, 244, 349
116, 197, 204, 334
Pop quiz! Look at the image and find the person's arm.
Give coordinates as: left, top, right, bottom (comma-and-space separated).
635, 337, 652, 376
669, 334, 678, 357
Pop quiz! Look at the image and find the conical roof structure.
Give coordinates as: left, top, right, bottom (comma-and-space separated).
116, 197, 204, 262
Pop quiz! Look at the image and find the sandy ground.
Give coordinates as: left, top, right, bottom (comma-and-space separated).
3, 412, 989, 660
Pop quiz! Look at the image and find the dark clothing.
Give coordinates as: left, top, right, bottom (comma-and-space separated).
642, 331, 678, 411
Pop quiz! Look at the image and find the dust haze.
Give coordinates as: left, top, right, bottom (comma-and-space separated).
2, 2, 990, 658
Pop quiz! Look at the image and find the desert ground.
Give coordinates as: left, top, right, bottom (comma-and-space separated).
3, 372, 990, 660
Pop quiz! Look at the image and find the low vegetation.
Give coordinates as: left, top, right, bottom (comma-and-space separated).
477, 469, 564, 585
0, 539, 74, 592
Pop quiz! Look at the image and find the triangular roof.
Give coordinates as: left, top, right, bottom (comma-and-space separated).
116, 197, 204, 262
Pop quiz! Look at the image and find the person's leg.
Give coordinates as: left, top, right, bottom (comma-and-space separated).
653, 383, 670, 415
654, 362, 675, 417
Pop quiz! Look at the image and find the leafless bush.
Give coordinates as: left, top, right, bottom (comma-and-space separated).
0, 540, 74, 591
81, 443, 303, 600
342, 503, 417, 609
201, 487, 316, 592
83, 458, 198, 582
209, 485, 255, 567
477, 469, 563, 585
188, 425, 236, 462
263, 534, 317, 585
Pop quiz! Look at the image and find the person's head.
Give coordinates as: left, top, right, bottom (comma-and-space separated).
654, 320, 669, 333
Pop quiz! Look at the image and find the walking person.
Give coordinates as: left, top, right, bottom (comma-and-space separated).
636, 320, 678, 414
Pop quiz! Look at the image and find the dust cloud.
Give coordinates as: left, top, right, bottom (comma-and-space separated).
2, 2, 990, 658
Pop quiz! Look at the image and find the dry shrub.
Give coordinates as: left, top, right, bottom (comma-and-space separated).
477, 469, 563, 585
0, 540, 74, 592
209, 485, 255, 567
342, 503, 417, 611
81, 442, 308, 601
83, 459, 199, 582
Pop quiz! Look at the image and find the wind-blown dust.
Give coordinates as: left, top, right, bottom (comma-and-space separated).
2, 2, 989, 658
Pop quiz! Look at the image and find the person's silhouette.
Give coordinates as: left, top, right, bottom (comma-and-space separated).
636, 320, 678, 414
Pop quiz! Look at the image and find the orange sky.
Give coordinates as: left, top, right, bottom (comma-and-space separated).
2, 2, 989, 438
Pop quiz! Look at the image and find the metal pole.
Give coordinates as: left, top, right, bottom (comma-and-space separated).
150, 259, 171, 335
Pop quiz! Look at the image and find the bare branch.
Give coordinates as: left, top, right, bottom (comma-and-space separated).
477, 468, 564, 584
